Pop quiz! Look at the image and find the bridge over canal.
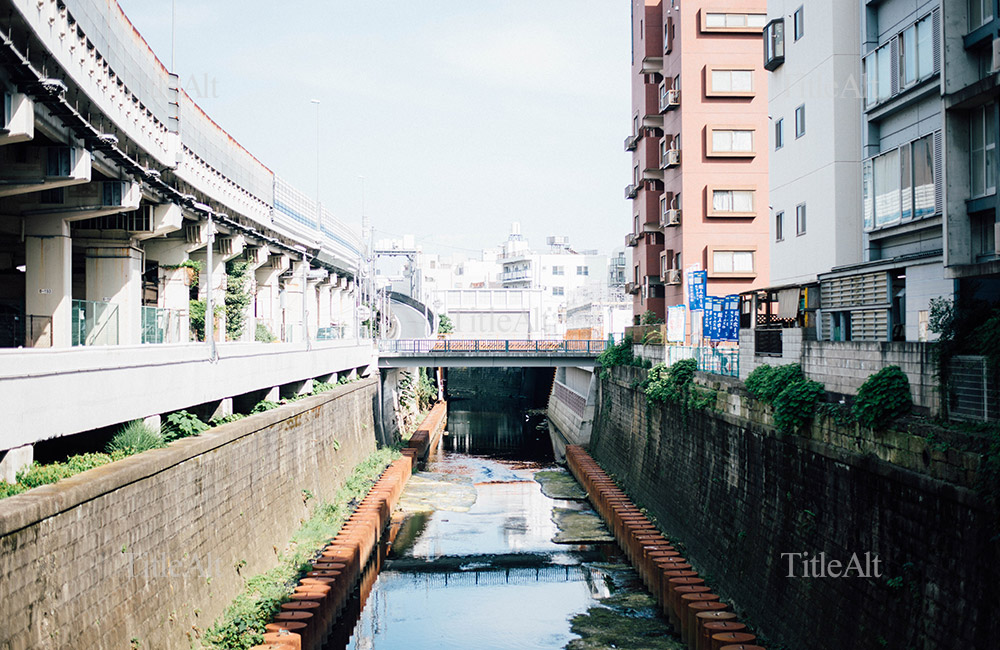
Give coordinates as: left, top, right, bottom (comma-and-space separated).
377, 339, 607, 368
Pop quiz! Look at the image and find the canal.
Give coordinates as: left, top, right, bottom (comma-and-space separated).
323, 399, 684, 650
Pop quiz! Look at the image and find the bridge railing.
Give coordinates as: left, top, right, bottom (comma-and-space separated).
379, 339, 608, 355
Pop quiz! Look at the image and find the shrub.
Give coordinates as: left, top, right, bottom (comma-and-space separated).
416, 368, 437, 410
773, 380, 826, 434
106, 421, 165, 456
225, 259, 252, 341
16, 461, 73, 488
437, 314, 454, 334
597, 337, 637, 379
0, 481, 25, 499
254, 322, 277, 343
210, 413, 246, 427
251, 400, 280, 414
313, 381, 336, 393
65, 452, 114, 473
161, 410, 209, 443
640, 310, 664, 326
853, 366, 913, 431
746, 363, 804, 403
645, 358, 698, 404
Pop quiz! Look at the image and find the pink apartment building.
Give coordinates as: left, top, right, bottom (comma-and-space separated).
626, 0, 770, 327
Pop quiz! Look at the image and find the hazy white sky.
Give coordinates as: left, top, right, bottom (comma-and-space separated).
115, 0, 631, 257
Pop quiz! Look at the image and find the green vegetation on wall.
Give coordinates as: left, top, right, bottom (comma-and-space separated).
225, 259, 252, 341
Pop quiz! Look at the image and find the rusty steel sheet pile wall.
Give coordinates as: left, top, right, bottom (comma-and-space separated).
0, 379, 379, 650
589, 365, 999, 650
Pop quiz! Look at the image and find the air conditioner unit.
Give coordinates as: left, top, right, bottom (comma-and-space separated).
663, 149, 681, 168
665, 269, 682, 285
663, 208, 681, 226
665, 89, 680, 108
992, 38, 1000, 73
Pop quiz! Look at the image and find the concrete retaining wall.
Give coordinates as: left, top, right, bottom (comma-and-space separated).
589, 366, 998, 650
0, 379, 379, 650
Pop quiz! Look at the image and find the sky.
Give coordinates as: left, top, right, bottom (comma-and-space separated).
115, 0, 632, 258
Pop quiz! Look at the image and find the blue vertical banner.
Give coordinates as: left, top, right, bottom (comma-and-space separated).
703, 296, 724, 341
721, 294, 740, 342
686, 270, 707, 311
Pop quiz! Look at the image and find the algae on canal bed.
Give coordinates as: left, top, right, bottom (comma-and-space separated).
535, 469, 588, 500
396, 471, 478, 513
566, 591, 686, 650
552, 507, 615, 544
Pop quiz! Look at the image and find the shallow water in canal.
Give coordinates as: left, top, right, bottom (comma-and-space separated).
324, 405, 682, 650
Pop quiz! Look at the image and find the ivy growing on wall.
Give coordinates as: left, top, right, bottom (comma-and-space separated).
225, 259, 251, 341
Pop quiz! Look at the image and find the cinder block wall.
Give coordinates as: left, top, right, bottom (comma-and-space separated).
0, 378, 379, 650
590, 366, 998, 650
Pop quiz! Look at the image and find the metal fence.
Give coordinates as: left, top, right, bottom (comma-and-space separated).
664, 345, 740, 378
379, 339, 608, 355
140, 307, 186, 344
72, 299, 119, 346
949, 355, 1000, 422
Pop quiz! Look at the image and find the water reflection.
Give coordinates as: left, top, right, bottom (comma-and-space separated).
324, 404, 626, 650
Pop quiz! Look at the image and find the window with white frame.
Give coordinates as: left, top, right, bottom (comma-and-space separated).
552, 265, 565, 276
708, 68, 754, 95
775, 118, 784, 149
576, 266, 589, 276
862, 133, 940, 229
710, 249, 756, 276
796, 203, 807, 235
703, 12, 767, 32
552, 286, 564, 296
709, 128, 755, 155
900, 15, 935, 88
795, 105, 806, 138
971, 104, 997, 198
970, 0, 994, 31
709, 188, 755, 215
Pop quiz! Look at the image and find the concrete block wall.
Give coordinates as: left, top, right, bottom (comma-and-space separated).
0, 379, 379, 650
589, 366, 998, 650
801, 340, 939, 413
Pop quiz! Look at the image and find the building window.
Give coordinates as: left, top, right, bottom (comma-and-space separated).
708, 187, 756, 216
553, 287, 564, 296
796, 203, 807, 235
793, 6, 804, 40
633, 164, 640, 185
864, 133, 939, 229
795, 105, 806, 138
702, 12, 767, 33
576, 266, 589, 276
46, 147, 73, 177
707, 67, 754, 96
775, 118, 784, 150
867, 12, 938, 107
971, 0, 994, 31
764, 18, 785, 70
708, 127, 755, 156
633, 115, 639, 136
776, 211, 784, 241
552, 265, 565, 276
971, 104, 997, 198
709, 248, 756, 276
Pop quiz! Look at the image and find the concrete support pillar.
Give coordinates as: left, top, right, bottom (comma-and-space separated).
208, 397, 233, 422
143, 414, 162, 433
283, 262, 306, 343
318, 281, 332, 330
306, 278, 321, 333
281, 379, 313, 399
145, 237, 199, 342
0, 444, 33, 484
191, 249, 226, 341
24, 216, 72, 347
85, 242, 143, 346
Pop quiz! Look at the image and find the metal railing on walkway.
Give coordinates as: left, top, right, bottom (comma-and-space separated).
72, 299, 119, 346
141, 307, 186, 344
379, 339, 608, 355
664, 345, 740, 378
